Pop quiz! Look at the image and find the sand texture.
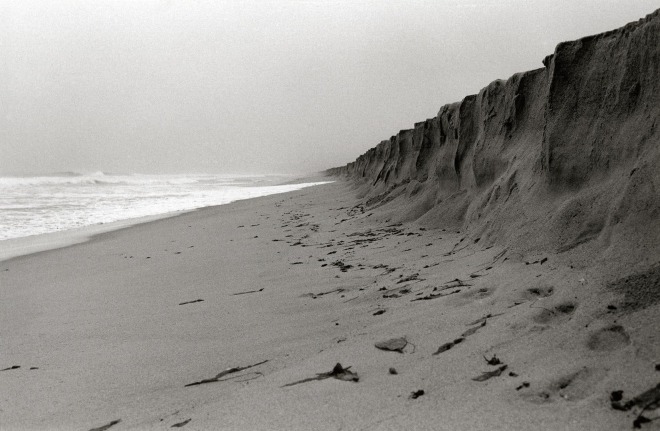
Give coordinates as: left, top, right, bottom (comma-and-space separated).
2, 180, 659, 430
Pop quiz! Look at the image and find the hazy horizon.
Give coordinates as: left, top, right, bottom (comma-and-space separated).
2, 0, 658, 176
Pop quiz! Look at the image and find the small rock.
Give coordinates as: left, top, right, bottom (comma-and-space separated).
375, 337, 408, 353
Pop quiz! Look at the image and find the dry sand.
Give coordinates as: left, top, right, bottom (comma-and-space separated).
2, 180, 658, 430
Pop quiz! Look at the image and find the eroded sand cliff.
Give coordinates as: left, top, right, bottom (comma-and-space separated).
328, 9, 660, 272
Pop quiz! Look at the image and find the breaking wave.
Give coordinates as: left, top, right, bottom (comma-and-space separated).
0, 173, 330, 240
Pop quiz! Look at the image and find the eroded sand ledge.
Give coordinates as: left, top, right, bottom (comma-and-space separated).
328, 9, 660, 268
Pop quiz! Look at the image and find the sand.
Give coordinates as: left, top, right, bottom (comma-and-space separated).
2, 180, 658, 430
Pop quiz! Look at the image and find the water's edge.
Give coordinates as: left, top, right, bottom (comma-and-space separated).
0, 180, 330, 263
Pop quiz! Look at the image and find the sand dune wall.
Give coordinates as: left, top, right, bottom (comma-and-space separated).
328, 9, 660, 258
544, 13, 660, 189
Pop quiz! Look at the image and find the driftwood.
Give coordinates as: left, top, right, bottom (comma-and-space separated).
611, 383, 660, 428
171, 419, 191, 428
185, 360, 268, 387
472, 365, 508, 382
179, 299, 203, 306
232, 288, 264, 296
88, 419, 121, 431
282, 363, 359, 387
433, 338, 464, 355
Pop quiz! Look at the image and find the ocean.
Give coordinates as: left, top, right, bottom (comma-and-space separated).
0, 172, 329, 241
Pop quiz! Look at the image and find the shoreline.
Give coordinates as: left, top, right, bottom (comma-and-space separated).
0, 211, 190, 263
0, 176, 331, 263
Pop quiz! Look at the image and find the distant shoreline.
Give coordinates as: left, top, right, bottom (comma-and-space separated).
0, 175, 331, 262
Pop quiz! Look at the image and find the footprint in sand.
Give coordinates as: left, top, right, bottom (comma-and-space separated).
532, 301, 577, 325
521, 284, 555, 300
447, 286, 496, 307
520, 367, 605, 404
586, 325, 631, 351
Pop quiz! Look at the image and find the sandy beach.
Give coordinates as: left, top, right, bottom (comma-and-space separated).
2, 179, 657, 430
3, 2, 660, 430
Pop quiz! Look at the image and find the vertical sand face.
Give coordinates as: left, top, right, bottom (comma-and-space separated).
327, 9, 660, 266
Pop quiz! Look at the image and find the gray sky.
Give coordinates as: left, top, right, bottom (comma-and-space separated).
1, 0, 657, 175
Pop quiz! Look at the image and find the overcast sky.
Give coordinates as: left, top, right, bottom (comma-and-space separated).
1, 0, 657, 175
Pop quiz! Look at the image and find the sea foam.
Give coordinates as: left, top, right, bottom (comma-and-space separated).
0, 173, 329, 241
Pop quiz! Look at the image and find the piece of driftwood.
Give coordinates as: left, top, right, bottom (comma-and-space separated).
88, 419, 121, 431
611, 382, 660, 428
281, 363, 359, 387
232, 288, 264, 296
185, 360, 268, 387
433, 338, 464, 355
611, 383, 660, 411
179, 299, 203, 306
472, 365, 508, 382
171, 419, 191, 428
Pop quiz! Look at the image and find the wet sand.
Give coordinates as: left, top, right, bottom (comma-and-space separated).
1, 180, 658, 430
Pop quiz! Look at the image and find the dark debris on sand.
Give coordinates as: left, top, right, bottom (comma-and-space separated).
433, 338, 464, 355
409, 389, 425, 399
171, 419, 191, 428
88, 419, 121, 431
178, 299, 204, 306
331, 261, 353, 272
281, 363, 359, 387
610, 382, 660, 428
185, 360, 268, 387
483, 355, 502, 366
232, 288, 264, 296
472, 365, 508, 382
461, 319, 487, 338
